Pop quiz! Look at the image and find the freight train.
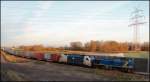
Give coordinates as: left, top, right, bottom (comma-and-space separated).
2, 47, 134, 72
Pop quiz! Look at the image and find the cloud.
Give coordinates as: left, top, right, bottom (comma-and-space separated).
1, 1, 149, 47
25, 1, 54, 31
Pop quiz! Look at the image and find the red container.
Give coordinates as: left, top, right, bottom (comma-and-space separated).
51, 54, 61, 62
35, 52, 44, 60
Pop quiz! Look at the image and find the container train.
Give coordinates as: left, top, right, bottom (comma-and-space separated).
2, 48, 134, 72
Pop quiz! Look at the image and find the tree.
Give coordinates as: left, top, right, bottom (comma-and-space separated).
70, 41, 83, 50
89, 40, 97, 52
100, 41, 120, 52
84, 42, 90, 51
141, 42, 149, 51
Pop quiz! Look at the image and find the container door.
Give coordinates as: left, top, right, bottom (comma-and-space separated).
59, 54, 64, 62
44, 53, 48, 60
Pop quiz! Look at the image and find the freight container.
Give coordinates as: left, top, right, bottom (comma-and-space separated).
14, 51, 19, 56
35, 52, 44, 60
67, 54, 84, 65
29, 52, 36, 59
20, 51, 26, 57
14, 49, 25, 57
44, 52, 51, 61
4, 48, 14, 55
59, 53, 68, 63
8, 49, 15, 55
51, 54, 61, 62
21, 51, 26, 57
24, 52, 32, 58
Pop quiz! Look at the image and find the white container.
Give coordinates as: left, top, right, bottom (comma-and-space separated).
59, 54, 68, 63
30, 52, 35, 58
25, 52, 31, 58
44, 53, 51, 61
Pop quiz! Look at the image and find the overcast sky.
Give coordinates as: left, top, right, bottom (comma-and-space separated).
1, 1, 149, 47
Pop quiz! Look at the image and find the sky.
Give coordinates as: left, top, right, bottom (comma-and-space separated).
1, 1, 149, 47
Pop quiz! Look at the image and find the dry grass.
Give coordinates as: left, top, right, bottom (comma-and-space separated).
1, 51, 29, 63
94, 68, 149, 81
1, 68, 26, 81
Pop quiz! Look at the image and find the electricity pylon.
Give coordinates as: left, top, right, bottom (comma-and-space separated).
128, 8, 146, 51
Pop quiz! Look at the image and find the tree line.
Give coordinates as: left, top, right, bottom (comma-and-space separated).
68, 40, 149, 52
17, 40, 149, 52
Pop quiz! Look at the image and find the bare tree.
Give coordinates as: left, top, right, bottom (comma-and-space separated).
70, 41, 83, 50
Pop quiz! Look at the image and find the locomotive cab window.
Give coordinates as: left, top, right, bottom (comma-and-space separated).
86, 58, 89, 60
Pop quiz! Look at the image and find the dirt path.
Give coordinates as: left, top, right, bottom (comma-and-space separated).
1, 51, 8, 63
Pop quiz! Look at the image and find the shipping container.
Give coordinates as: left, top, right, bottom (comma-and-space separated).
59, 53, 68, 63
8, 49, 15, 55
24, 52, 32, 58
29, 52, 36, 59
21, 51, 26, 57
14, 51, 19, 56
67, 54, 84, 65
22, 52, 26, 57
44, 52, 51, 61
35, 52, 44, 60
15, 50, 25, 57
51, 54, 61, 62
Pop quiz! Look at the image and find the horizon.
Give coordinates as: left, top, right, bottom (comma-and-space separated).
1, 1, 149, 47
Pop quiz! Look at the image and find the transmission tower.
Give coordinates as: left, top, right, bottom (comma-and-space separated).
128, 8, 146, 51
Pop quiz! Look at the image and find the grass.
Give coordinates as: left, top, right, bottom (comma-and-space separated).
1, 69, 25, 81
33, 60, 46, 64
1, 51, 29, 63
124, 51, 149, 59
93, 67, 149, 81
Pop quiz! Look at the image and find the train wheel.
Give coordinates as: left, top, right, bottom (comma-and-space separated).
127, 69, 130, 73
127, 69, 133, 73
122, 68, 127, 72
130, 69, 134, 73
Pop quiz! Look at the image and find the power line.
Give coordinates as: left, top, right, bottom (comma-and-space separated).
128, 8, 146, 51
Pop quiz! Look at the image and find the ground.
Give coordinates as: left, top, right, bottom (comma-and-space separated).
1, 51, 149, 81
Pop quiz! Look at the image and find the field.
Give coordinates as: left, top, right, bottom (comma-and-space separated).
1, 50, 149, 81
124, 51, 149, 59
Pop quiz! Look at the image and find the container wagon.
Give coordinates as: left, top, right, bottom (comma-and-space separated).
59, 53, 68, 63
44, 52, 52, 61
3, 48, 138, 73
35, 52, 44, 60
67, 54, 84, 65
24, 52, 32, 58
51, 54, 61, 62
